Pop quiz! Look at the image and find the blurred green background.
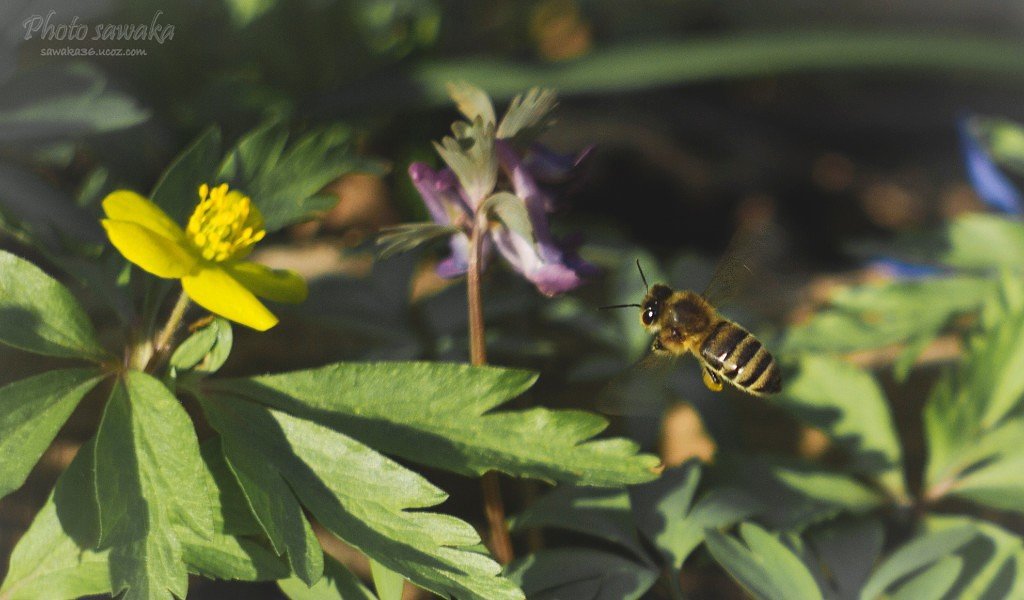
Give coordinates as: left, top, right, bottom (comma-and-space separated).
2, 0, 1024, 597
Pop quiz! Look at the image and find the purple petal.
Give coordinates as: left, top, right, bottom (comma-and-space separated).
408, 162, 472, 225
959, 117, 1023, 215
490, 141, 598, 294
436, 233, 471, 278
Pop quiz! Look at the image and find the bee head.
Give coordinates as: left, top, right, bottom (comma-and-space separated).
641, 284, 672, 327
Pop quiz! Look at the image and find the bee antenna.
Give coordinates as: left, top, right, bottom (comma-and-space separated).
636, 259, 649, 292
599, 303, 642, 310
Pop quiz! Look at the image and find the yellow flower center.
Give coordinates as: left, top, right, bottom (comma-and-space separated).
186, 183, 266, 262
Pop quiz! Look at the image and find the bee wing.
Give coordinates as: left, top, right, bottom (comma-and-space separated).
595, 352, 680, 415
700, 223, 770, 306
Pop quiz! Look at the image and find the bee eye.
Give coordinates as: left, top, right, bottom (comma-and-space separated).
642, 303, 657, 325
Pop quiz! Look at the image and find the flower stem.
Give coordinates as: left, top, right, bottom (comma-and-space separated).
467, 220, 514, 566
147, 290, 190, 371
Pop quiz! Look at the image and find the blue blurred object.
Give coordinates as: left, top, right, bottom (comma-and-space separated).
959, 115, 1024, 215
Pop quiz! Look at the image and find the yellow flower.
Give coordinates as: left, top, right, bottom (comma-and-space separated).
101, 183, 307, 331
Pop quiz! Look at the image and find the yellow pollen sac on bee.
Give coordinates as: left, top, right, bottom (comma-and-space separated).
186, 183, 266, 262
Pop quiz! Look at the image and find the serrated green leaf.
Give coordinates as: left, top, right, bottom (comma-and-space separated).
509, 486, 644, 559
370, 559, 405, 600
631, 462, 759, 569
447, 81, 496, 125
506, 548, 658, 600
180, 438, 290, 582
706, 523, 823, 600
94, 372, 214, 599
0, 250, 108, 361
781, 277, 992, 355
170, 317, 232, 374
496, 87, 557, 140
433, 118, 497, 205
218, 123, 375, 231
0, 369, 102, 500
376, 223, 461, 259
150, 127, 223, 227
197, 438, 264, 537
0, 446, 111, 600
220, 428, 324, 585
199, 392, 524, 600
216, 362, 659, 485
278, 555, 376, 600
859, 524, 978, 600
482, 192, 533, 242
778, 356, 904, 494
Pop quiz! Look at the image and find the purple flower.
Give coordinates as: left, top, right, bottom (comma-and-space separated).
408, 141, 597, 296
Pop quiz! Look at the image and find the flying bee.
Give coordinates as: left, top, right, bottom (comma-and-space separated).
604, 258, 781, 397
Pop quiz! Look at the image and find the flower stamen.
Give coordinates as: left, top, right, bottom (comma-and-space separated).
186, 183, 266, 262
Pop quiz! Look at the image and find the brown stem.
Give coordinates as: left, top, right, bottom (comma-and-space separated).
467, 220, 514, 566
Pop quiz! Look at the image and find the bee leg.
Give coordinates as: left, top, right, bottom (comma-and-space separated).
651, 338, 667, 354
702, 367, 724, 392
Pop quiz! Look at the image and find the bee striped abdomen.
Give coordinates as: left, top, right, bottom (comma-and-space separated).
700, 320, 781, 394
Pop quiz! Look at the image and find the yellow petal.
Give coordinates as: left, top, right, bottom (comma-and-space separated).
181, 265, 278, 331
226, 262, 308, 304
102, 220, 198, 278
102, 190, 187, 243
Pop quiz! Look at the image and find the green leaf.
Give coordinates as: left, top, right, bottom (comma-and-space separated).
944, 421, 1024, 511
781, 277, 992, 355
150, 127, 223, 227
497, 87, 557, 140
199, 392, 524, 600
929, 516, 1024, 599
859, 524, 978, 600
509, 486, 645, 559
771, 466, 886, 512
0, 369, 102, 500
706, 523, 823, 600
506, 548, 658, 600
170, 317, 233, 374
217, 362, 660, 485
278, 556, 376, 600
806, 517, 884, 599
447, 81, 496, 125
482, 192, 534, 242
925, 279, 1024, 490
0, 62, 148, 142
219, 122, 377, 231
370, 559, 406, 600
94, 372, 214, 599
778, 356, 904, 494
888, 555, 963, 600
0, 450, 111, 600
181, 439, 290, 582
939, 214, 1024, 270
218, 425, 324, 584
0, 250, 108, 361
433, 118, 498, 205
376, 223, 461, 259
631, 462, 759, 569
